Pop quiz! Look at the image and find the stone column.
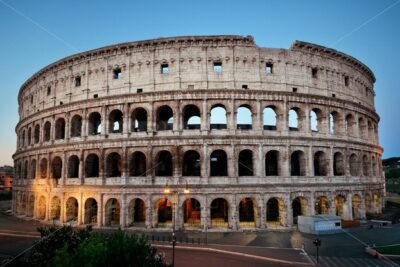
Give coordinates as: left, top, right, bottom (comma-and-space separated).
65, 112, 70, 141
202, 144, 209, 184
121, 194, 127, 228
145, 198, 152, 229
98, 193, 104, 227
228, 144, 236, 179
101, 105, 107, 137
79, 150, 84, 185
309, 193, 315, 216
78, 193, 83, 225
201, 99, 208, 133
257, 144, 263, 178
82, 108, 88, 138
259, 199, 266, 229
307, 146, 313, 177
123, 103, 129, 137
281, 146, 290, 177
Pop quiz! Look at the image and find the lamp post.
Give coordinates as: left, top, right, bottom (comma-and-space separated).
313, 238, 321, 263
163, 181, 189, 267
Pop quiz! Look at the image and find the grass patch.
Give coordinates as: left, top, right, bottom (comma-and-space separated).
375, 245, 400, 255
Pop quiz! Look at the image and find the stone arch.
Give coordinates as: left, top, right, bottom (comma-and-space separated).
352, 194, 362, 219
30, 159, 37, 179
291, 150, 306, 176
43, 121, 51, 142
50, 196, 61, 221
236, 104, 252, 130
183, 198, 201, 228
315, 196, 330, 215
128, 198, 146, 227
109, 109, 123, 133
105, 198, 120, 226
106, 152, 122, 177
182, 150, 201, 176
40, 158, 48, 178
22, 159, 28, 179
21, 129, 26, 147
156, 105, 173, 131
263, 106, 277, 130
34, 124, 40, 143
131, 107, 147, 132
210, 149, 228, 176
27, 195, 35, 217
85, 153, 99, 177
68, 155, 80, 178
70, 114, 82, 137
37, 196, 46, 220
155, 150, 173, 176
238, 197, 257, 228
335, 195, 346, 217
210, 104, 227, 130
155, 197, 172, 228
314, 151, 328, 176
238, 149, 253, 176
345, 114, 356, 137
310, 108, 323, 132
358, 117, 367, 139
27, 127, 32, 145
51, 156, 62, 179
365, 193, 372, 213
55, 118, 66, 140
84, 198, 98, 224
349, 153, 359, 176
333, 152, 345, 176
210, 198, 229, 228
368, 120, 374, 141
292, 197, 308, 224
266, 197, 285, 227
88, 112, 101, 135
183, 104, 201, 130
362, 155, 370, 176
65, 197, 78, 222
371, 155, 377, 176
129, 151, 147, 176
265, 150, 279, 176
329, 111, 341, 134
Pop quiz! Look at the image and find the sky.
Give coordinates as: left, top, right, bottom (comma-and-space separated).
0, 0, 399, 166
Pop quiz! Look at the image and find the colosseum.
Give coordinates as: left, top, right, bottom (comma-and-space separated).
12, 35, 384, 231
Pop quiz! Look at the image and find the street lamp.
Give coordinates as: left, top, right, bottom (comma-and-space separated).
163, 179, 189, 267
313, 238, 321, 263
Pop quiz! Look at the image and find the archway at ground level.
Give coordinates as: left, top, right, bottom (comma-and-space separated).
128, 198, 146, 227
315, 196, 329, 215
183, 198, 201, 228
105, 198, 120, 226
335, 195, 346, 217
352, 195, 362, 219
266, 197, 284, 228
239, 198, 257, 228
156, 198, 172, 228
84, 198, 98, 224
292, 197, 308, 224
50, 197, 61, 221
27, 195, 35, 217
66, 197, 78, 222
210, 198, 228, 228
37, 196, 46, 220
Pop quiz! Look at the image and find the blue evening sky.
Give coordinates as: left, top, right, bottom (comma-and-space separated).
0, 0, 399, 166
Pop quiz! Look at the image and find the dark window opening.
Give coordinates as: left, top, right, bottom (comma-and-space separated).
291, 150, 305, 176
156, 106, 173, 131
333, 152, 344, 176
267, 198, 280, 222
157, 198, 172, 224
131, 108, 147, 132
51, 157, 62, 179
292, 87, 298, 93
85, 154, 99, 177
43, 122, 51, 142
59, 101, 63, 105
266, 63, 273, 74
40, 158, 47, 178
106, 152, 122, 177
312, 68, 318, 78
30, 95, 33, 104
213, 62, 222, 73
242, 84, 248, 90
113, 68, 122, 79
129, 152, 147, 176
68, 155, 80, 178
109, 109, 123, 133
332, 94, 336, 98
70, 115, 82, 137
93, 94, 98, 98
47, 86, 51, 95
344, 76, 349, 87
34, 125, 40, 144
292, 197, 302, 224
161, 64, 169, 74
155, 151, 173, 176
75, 76, 81, 87
210, 150, 227, 176
210, 198, 228, 226
239, 198, 255, 223
238, 150, 253, 176
55, 118, 66, 140
88, 112, 101, 135
265, 150, 278, 176
182, 150, 201, 176
183, 105, 201, 130
137, 88, 143, 93
314, 151, 327, 176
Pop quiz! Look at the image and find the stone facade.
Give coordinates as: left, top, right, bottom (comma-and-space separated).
13, 35, 384, 230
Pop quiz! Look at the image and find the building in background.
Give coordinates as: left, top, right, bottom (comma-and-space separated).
0, 166, 13, 192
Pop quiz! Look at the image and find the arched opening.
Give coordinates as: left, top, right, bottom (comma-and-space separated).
129, 152, 147, 176
210, 198, 228, 228
34, 124, 40, 143
27, 127, 32, 145
362, 155, 369, 176
236, 105, 252, 130
292, 197, 308, 224
349, 154, 358, 176
85, 154, 99, 177
105, 198, 120, 226
373, 193, 380, 214
352, 195, 362, 219
27, 195, 34, 217
239, 198, 256, 228
43, 121, 51, 142
109, 109, 123, 133
84, 198, 98, 224
37, 196, 46, 220
265, 150, 279, 176
314, 151, 327, 176
210, 150, 227, 176
310, 108, 322, 132
22, 160, 28, 179
88, 112, 102, 135
372, 156, 377, 176
65, 197, 78, 222
55, 118, 66, 140
291, 150, 305, 176
51, 157, 62, 179
70, 115, 82, 137
131, 108, 147, 132
333, 152, 345, 176
156, 105, 173, 131
238, 150, 253, 176
68, 155, 80, 178
367, 121, 373, 141
365, 193, 372, 213
40, 158, 47, 178
183, 198, 201, 228
288, 108, 299, 131
358, 117, 366, 139
335, 195, 346, 217
128, 198, 146, 227
50, 197, 61, 221
21, 130, 25, 147
266, 197, 284, 227
30, 159, 36, 179
183, 105, 201, 130
329, 112, 340, 134
156, 197, 172, 228
182, 150, 201, 176
106, 152, 122, 177
345, 114, 355, 136
263, 106, 277, 130
315, 196, 329, 215
155, 151, 173, 176
210, 105, 227, 130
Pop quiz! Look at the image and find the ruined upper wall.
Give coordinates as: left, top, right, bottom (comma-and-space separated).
18, 35, 376, 120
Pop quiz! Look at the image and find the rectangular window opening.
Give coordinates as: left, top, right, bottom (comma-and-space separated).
344, 76, 349, 87
113, 68, 122, 79
242, 84, 248, 90
59, 101, 63, 105
161, 64, 169, 74
75, 76, 81, 87
292, 87, 298, 93
137, 88, 143, 93
47, 86, 51, 96
265, 63, 273, 74
93, 94, 98, 98
213, 62, 222, 73
332, 93, 336, 98
312, 68, 318, 78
